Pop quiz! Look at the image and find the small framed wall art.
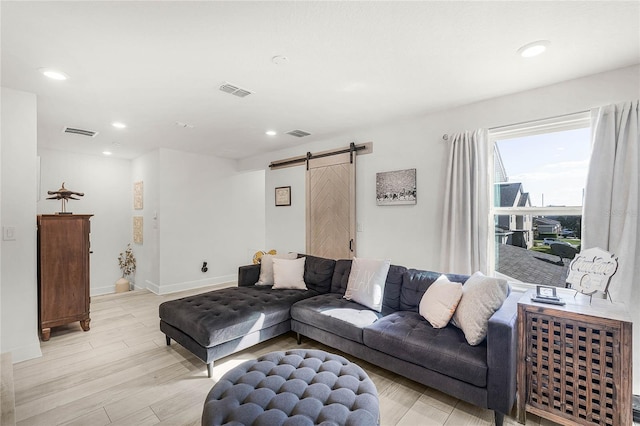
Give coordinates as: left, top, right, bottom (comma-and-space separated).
133, 216, 143, 244
376, 168, 417, 205
275, 186, 291, 206
133, 181, 143, 210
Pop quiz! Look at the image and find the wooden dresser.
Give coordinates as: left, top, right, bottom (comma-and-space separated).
37, 214, 93, 341
517, 290, 632, 425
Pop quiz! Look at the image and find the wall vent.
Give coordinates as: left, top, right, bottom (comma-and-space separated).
219, 83, 252, 98
63, 127, 98, 138
286, 129, 311, 138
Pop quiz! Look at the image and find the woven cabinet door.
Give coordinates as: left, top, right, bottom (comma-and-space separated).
518, 295, 632, 426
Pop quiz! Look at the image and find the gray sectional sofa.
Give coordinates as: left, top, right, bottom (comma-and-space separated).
159, 254, 519, 425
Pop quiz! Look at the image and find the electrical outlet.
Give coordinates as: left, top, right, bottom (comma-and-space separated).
2, 226, 16, 241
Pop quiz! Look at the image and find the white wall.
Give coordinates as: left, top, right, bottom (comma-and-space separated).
152, 148, 265, 294
37, 145, 266, 296
1, 88, 41, 362
131, 150, 160, 290
37, 149, 132, 295
240, 65, 640, 271
265, 165, 306, 254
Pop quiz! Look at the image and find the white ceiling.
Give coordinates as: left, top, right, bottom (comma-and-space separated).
2, 1, 639, 160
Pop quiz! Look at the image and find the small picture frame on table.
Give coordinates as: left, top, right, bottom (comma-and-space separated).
532, 285, 565, 305
536, 285, 558, 299
275, 186, 291, 206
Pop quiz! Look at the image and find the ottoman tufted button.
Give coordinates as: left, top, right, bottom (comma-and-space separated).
202, 350, 379, 426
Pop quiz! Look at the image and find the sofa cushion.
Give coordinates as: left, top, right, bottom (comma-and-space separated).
362, 311, 488, 387
272, 257, 307, 290
329, 259, 406, 315
159, 286, 318, 348
400, 269, 470, 312
291, 294, 383, 344
303, 255, 336, 294
419, 275, 463, 328
330, 260, 352, 294
257, 252, 298, 285
380, 265, 407, 315
451, 272, 510, 346
344, 258, 391, 312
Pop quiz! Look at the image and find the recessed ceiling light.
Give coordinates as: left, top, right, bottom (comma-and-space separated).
265, 130, 277, 136
102, 151, 112, 156
517, 40, 550, 58
39, 68, 69, 80
112, 122, 127, 129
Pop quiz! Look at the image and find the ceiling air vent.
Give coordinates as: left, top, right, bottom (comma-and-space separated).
219, 82, 252, 98
286, 129, 311, 138
63, 127, 98, 138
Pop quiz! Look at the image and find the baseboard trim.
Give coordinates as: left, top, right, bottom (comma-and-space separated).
3, 340, 42, 364
146, 275, 235, 295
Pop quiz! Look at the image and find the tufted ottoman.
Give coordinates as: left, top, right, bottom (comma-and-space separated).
201, 349, 379, 426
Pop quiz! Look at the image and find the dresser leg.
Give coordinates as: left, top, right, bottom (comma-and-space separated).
80, 319, 91, 331
41, 328, 51, 341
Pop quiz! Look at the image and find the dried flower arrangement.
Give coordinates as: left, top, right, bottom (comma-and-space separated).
118, 244, 136, 278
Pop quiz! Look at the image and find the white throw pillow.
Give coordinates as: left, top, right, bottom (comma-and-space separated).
451, 272, 509, 346
419, 275, 463, 328
272, 257, 307, 290
344, 257, 391, 312
257, 252, 298, 285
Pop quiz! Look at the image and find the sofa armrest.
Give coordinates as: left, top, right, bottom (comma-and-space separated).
486, 290, 520, 415
238, 264, 260, 287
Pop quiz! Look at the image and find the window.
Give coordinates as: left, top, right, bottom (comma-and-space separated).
489, 113, 590, 289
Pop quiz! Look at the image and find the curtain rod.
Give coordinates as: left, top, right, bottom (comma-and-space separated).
442, 109, 591, 140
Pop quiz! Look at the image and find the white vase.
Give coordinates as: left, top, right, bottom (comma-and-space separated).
115, 277, 130, 293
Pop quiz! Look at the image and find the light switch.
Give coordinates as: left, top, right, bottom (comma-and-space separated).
3, 226, 16, 241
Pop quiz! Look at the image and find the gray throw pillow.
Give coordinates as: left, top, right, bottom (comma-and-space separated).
451, 272, 509, 345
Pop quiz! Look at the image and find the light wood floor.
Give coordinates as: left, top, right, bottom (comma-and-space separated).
12, 287, 558, 426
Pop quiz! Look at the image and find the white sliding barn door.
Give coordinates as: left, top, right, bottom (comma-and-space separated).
306, 152, 356, 259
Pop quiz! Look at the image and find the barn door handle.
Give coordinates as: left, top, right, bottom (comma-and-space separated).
349, 239, 354, 252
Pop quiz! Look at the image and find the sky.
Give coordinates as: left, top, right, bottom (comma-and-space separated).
496, 127, 591, 207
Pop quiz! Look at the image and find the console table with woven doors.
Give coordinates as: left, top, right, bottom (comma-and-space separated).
516, 289, 632, 425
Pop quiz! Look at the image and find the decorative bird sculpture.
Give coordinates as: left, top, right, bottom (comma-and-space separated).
47, 182, 84, 214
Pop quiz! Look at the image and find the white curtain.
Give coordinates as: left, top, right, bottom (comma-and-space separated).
582, 100, 639, 392
441, 129, 490, 274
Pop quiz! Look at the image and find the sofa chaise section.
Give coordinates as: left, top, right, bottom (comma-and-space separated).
160, 286, 317, 377
159, 255, 336, 377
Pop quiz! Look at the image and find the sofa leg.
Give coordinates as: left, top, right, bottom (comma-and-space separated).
165, 335, 171, 346
296, 333, 302, 345
207, 362, 214, 378
494, 411, 504, 426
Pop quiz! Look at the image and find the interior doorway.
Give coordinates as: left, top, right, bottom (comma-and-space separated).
306, 152, 356, 259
